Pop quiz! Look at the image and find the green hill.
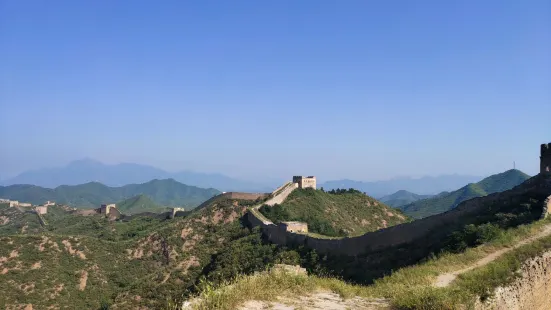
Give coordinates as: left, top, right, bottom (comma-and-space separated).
399, 169, 531, 219
0, 195, 284, 309
379, 190, 433, 208
259, 188, 410, 237
1, 173, 549, 309
0, 178, 220, 210
115, 194, 170, 214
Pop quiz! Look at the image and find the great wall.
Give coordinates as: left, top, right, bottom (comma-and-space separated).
242, 143, 551, 257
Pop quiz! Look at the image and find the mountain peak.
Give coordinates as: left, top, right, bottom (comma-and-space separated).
67, 158, 105, 168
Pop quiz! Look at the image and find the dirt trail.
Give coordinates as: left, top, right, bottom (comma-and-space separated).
240, 292, 390, 310
435, 224, 551, 288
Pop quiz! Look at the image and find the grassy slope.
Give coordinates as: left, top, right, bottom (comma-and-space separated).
116, 194, 169, 214
259, 188, 409, 237
0, 178, 220, 210
400, 169, 530, 219
379, 190, 433, 208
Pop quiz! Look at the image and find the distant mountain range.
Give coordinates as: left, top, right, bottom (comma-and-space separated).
379, 190, 433, 208
0, 178, 220, 209
318, 174, 483, 198
3, 159, 497, 199
398, 169, 531, 219
0, 159, 277, 192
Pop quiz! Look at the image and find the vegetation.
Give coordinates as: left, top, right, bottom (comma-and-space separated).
379, 190, 433, 208
0, 178, 220, 210
259, 188, 409, 237
400, 169, 530, 218
192, 221, 551, 310
0, 197, 264, 309
0, 173, 548, 310
189, 188, 551, 310
116, 194, 170, 214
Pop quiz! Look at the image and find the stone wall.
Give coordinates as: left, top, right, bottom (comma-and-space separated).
225, 192, 268, 200
475, 250, 551, 310
195, 192, 269, 210
246, 174, 551, 256
263, 183, 298, 206
35, 206, 48, 215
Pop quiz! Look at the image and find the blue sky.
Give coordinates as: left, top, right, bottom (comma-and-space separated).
1, 0, 550, 181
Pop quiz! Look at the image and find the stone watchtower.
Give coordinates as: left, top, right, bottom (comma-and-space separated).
542, 143, 551, 174
292, 176, 317, 189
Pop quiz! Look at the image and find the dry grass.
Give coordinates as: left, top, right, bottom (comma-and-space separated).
183, 218, 551, 310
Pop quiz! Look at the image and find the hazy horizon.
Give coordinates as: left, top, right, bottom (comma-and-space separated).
0, 157, 527, 184
1, 1, 549, 181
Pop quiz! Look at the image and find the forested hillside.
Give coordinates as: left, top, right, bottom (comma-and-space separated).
259, 188, 409, 237
0, 178, 220, 209
399, 169, 530, 218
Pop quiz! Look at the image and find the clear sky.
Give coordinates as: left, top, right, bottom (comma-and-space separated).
1, 0, 550, 181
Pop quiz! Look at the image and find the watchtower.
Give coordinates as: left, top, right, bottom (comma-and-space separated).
100, 204, 116, 215
169, 207, 184, 219
292, 176, 317, 189
541, 143, 551, 174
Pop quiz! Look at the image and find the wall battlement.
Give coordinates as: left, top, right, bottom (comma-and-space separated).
541, 142, 551, 174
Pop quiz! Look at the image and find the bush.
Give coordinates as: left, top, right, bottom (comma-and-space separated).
445, 223, 502, 253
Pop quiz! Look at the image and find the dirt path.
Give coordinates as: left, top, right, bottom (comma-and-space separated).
240, 291, 390, 310
434, 224, 551, 288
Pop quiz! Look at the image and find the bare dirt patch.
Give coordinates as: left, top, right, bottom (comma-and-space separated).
10, 250, 19, 258
161, 273, 171, 284
62, 240, 87, 259
20, 283, 35, 294
0, 215, 9, 225
50, 283, 64, 299
183, 233, 203, 251
128, 234, 162, 259
31, 261, 41, 269
38, 236, 61, 252
195, 216, 209, 224
78, 270, 88, 291
181, 227, 193, 239
176, 256, 200, 275
239, 291, 390, 310
212, 209, 225, 224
